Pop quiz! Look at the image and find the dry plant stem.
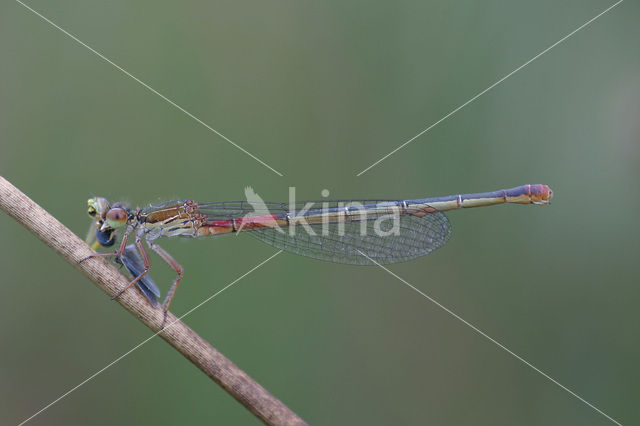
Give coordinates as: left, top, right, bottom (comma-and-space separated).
0, 176, 307, 426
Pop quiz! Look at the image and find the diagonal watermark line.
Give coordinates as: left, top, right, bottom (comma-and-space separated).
18, 250, 283, 426
356, 0, 623, 176
357, 250, 622, 426
15, 0, 284, 177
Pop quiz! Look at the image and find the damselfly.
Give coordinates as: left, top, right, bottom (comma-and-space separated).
83, 184, 552, 324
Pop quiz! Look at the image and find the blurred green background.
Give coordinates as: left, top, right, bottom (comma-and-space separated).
1, 1, 638, 425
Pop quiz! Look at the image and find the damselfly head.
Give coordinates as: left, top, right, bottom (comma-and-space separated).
105, 206, 128, 229
87, 197, 111, 219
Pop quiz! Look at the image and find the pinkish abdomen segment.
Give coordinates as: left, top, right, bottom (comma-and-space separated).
197, 214, 288, 236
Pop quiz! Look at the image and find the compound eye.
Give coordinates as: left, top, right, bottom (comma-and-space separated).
106, 207, 128, 228
88, 206, 97, 217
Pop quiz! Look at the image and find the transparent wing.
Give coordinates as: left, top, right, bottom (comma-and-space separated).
247, 211, 452, 265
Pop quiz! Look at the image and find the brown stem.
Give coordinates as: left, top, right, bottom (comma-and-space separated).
0, 176, 307, 426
